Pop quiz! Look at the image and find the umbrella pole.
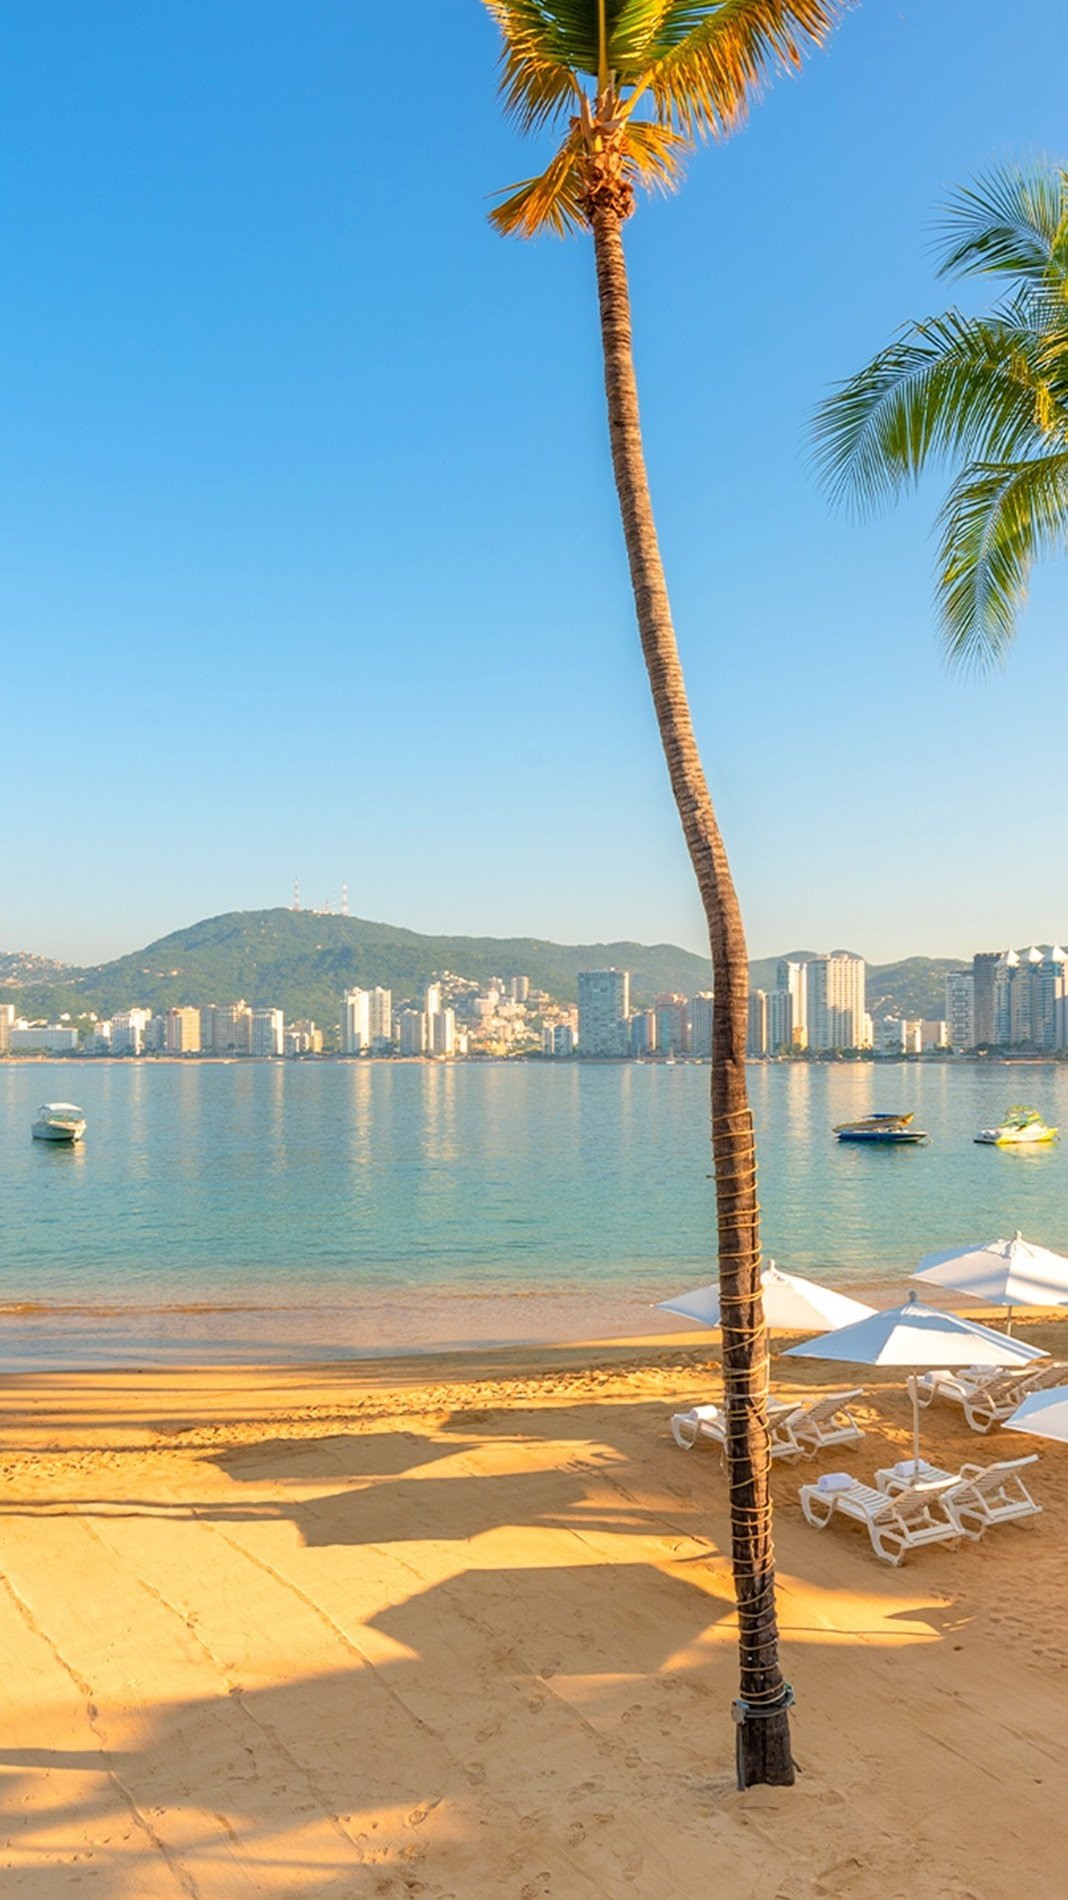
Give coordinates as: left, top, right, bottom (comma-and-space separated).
1006, 1306, 1014, 1336
910, 1376, 920, 1468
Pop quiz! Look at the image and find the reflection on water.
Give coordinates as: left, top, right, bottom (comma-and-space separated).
1, 1058, 1067, 1360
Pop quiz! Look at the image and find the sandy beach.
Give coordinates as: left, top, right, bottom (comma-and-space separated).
2, 1323, 1067, 1898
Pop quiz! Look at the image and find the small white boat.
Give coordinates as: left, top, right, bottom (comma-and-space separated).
974, 1105, 1058, 1147
32, 1102, 86, 1143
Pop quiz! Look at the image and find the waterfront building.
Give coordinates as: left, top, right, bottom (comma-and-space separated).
342, 988, 371, 1054
398, 1009, 427, 1057
879, 1017, 907, 1054
688, 991, 713, 1058
766, 987, 794, 1055
144, 1015, 166, 1052
577, 969, 630, 1057
944, 971, 975, 1050
553, 1023, 575, 1057
212, 1002, 253, 1055
0, 1002, 13, 1052
1034, 947, 1067, 1051
921, 1020, 949, 1050
993, 949, 1020, 1045
971, 950, 1000, 1045
285, 1020, 323, 1055
629, 1009, 656, 1057
806, 954, 866, 1051
746, 990, 768, 1057
368, 986, 392, 1049
429, 1007, 456, 1056
776, 960, 808, 1048
654, 994, 688, 1056
424, 982, 442, 1019
110, 1007, 152, 1056
165, 1006, 201, 1055
250, 1008, 284, 1056
10, 1023, 79, 1053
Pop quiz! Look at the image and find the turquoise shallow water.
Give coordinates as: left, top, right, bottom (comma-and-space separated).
2, 1059, 1066, 1364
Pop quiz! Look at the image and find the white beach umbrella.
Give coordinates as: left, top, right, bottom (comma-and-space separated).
1004, 1385, 1068, 1445
784, 1292, 1045, 1464
913, 1230, 1068, 1331
656, 1261, 876, 1333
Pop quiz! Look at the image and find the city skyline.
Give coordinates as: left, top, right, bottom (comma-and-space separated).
3, 5, 1067, 967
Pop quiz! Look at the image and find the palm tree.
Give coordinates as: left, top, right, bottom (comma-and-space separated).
814, 160, 1068, 666
481, 0, 844, 1788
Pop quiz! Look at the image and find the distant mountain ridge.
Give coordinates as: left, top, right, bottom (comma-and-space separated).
4, 909, 966, 1028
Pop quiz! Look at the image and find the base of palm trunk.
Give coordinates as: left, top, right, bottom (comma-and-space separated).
734, 1692, 796, 1789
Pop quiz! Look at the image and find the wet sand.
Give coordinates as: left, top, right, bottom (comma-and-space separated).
1, 1322, 1066, 1897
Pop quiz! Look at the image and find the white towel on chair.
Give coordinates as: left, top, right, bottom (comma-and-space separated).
817, 1472, 855, 1493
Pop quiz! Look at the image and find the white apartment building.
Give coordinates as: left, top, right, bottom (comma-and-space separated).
944, 971, 974, 1050
766, 987, 794, 1053
250, 1008, 284, 1056
776, 960, 808, 1048
806, 954, 866, 1051
368, 987, 392, 1047
428, 1007, 456, 1056
577, 969, 630, 1057
111, 1007, 152, 1056
342, 988, 371, 1054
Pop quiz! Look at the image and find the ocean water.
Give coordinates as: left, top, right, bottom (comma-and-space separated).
2, 1059, 1067, 1365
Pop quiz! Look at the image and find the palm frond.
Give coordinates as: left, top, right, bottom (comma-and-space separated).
489, 124, 586, 236
481, 0, 587, 130
620, 115, 689, 191
645, 0, 844, 141
935, 162, 1068, 284
937, 451, 1068, 666
813, 311, 1046, 512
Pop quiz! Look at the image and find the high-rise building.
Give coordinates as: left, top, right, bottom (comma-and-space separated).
212, 1002, 252, 1054
398, 1009, 427, 1056
577, 969, 630, 1057
688, 992, 714, 1058
766, 988, 794, 1054
111, 1007, 152, 1056
654, 993, 687, 1056
165, 1006, 201, 1054
342, 988, 371, 1054
368, 987, 392, 1048
250, 1008, 284, 1056
944, 971, 975, 1050
806, 955, 865, 1051
776, 960, 808, 1048
429, 1007, 456, 1056
510, 975, 530, 1004
971, 951, 1000, 1045
424, 982, 442, 1019
629, 1009, 656, 1056
746, 990, 768, 1057
993, 949, 1019, 1045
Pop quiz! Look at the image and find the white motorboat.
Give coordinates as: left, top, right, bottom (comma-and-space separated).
31, 1102, 86, 1143
974, 1105, 1058, 1147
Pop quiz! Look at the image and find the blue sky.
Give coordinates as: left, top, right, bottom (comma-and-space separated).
3, 1, 1066, 968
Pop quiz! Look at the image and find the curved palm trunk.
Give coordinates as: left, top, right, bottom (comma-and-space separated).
590, 206, 794, 1788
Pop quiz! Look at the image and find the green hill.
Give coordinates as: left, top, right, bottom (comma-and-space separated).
4, 910, 969, 1033
7, 908, 715, 1026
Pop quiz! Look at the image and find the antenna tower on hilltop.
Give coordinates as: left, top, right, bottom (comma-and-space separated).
341, 882, 349, 917
292, 876, 301, 912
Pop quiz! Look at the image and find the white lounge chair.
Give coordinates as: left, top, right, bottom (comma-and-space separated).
670, 1398, 800, 1457
776, 1388, 865, 1457
874, 1455, 1041, 1537
799, 1471, 961, 1565
916, 1361, 1062, 1433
